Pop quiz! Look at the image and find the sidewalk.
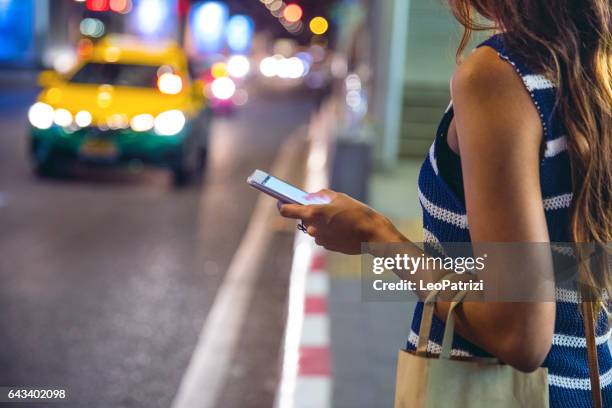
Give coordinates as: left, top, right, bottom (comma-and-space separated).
326, 160, 423, 407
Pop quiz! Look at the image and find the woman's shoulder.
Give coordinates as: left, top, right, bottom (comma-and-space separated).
449, 41, 544, 173
450, 43, 542, 145
450, 45, 522, 102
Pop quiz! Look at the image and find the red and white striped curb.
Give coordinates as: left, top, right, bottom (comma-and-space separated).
275, 107, 334, 408
296, 248, 331, 407
275, 236, 332, 408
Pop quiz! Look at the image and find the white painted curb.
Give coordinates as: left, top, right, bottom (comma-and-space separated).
275, 108, 335, 408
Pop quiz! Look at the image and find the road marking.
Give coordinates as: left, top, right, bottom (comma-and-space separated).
171, 131, 306, 408
0, 192, 7, 208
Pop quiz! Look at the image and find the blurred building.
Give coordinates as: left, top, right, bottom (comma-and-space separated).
367, 0, 465, 163
0, 0, 47, 67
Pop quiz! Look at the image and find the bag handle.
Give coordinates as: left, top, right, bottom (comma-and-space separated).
416, 273, 497, 363
415, 282, 441, 356
581, 300, 603, 408
416, 273, 468, 357
440, 290, 468, 359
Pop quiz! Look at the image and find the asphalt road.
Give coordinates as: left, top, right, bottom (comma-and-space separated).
0, 75, 315, 407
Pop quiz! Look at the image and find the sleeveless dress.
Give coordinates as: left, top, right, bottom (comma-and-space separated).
408, 34, 611, 407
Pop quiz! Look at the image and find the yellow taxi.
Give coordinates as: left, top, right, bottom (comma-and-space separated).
28, 36, 210, 185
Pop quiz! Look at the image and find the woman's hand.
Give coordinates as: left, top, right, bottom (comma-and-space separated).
278, 189, 404, 254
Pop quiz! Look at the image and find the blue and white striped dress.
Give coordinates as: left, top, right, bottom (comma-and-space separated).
408, 34, 611, 407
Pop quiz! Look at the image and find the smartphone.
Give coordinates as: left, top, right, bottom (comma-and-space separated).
247, 169, 330, 205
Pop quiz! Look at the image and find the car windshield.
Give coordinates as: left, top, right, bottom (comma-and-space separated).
69, 63, 160, 88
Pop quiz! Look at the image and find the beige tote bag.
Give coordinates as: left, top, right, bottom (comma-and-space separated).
394, 289, 549, 408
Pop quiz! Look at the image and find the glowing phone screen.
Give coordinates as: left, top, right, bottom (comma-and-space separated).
262, 176, 330, 205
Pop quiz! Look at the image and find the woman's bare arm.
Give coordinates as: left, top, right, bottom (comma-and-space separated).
443, 46, 555, 371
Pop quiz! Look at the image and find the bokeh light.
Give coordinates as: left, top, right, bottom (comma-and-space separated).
154, 110, 185, 135
157, 73, 183, 95
282, 4, 303, 23
75, 110, 93, 128
109, 0, 132, 13
104, 46, 121, 62
233, 89, 248, 106
96, 87, 113, 108
52, 50, 77, 73
191, 1, 229, 53
211, 77, 236, 100
211, 62, 228, 78
259, 56, 279, 78
28, 102, 54, 130
130, 113, 154, 132
80, 18, 105, 38
135, 0, 170, 37
53, 108, 73, 127
227, 55, 250, 79
86, 0, 110, 12
77, 38, 94, 59
226, 15, 254, 54
309, 16, 328, 35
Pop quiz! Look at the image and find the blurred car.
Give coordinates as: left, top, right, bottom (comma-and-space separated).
28, 36, 211, 185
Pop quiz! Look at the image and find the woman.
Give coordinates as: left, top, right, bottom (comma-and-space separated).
279, 0, 611, 406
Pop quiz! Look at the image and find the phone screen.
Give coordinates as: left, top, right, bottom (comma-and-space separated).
261, 175, 330, 205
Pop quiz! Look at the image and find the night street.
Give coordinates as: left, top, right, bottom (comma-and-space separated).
3, 1, 608, 407
0, 75, 315, 407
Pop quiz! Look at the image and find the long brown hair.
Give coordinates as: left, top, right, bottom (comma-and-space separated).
449, 0, 612, 308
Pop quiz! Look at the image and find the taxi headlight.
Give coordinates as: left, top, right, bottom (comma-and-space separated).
53, 108, 73, 127
75, 110, 92, 128
28, 102, 54, 129
130, 113, 154, 132
154, 110, 185, 136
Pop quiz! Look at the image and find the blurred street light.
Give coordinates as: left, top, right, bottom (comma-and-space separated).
282, 4, 302, 23
109, 0, 133, 13
259, 56, 278, 78
227, 55, 250, 79
211, 62, 228, 78
190, 1, 228, 53
226, 15, 254, 54
135, 0, 169, 36
80, 18, 105, 38
86, 0, 110, 11
309, 16, 328, 35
